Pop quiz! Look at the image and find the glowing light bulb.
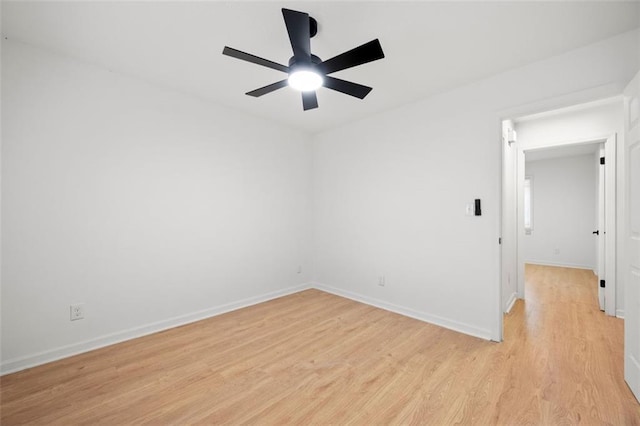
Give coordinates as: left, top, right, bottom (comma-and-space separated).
288, 70, 323, 92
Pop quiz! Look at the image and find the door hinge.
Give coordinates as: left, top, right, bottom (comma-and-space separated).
600, 279, 606, 288
600, 157, 605, 165
499, 237, 502, 244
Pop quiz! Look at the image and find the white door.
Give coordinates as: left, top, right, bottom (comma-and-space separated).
594, 136, 616, 315
624, 70, 640, 401
597, 144, 605, 311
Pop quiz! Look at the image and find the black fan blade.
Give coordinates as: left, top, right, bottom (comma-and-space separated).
323, 76, 372, 99
282, 8, 311, 61
302, 91, 318, 110
246, 80, 289, 97
319, 39, 385, 75
222, 46, 289, 73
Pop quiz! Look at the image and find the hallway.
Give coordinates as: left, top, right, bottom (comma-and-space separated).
500, 264, 638, 423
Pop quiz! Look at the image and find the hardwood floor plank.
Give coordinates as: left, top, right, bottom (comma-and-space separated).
2, 264, 639, 424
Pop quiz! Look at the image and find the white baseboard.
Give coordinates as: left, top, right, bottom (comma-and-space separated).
311, 282, 493, 341
626, 354, 640, 398
617, 309, 625, 319
524, 260, 595, 271
504, 292, 517, 314
3, 281, 500, 375
1, 283, 312, 376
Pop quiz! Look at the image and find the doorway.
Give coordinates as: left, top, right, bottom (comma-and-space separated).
501, 97, 623, 324
522, 141, 606, 309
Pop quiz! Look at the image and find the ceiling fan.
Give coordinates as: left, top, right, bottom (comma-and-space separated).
222, 8, 385, 111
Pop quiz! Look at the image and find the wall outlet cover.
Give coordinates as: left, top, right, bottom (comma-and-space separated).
70, 303, 85, 321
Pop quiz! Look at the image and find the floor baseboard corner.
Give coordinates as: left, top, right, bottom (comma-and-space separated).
505, 292, 518, 314
312, 282, 493, 341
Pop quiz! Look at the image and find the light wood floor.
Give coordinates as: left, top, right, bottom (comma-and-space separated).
2, 264, 639, 424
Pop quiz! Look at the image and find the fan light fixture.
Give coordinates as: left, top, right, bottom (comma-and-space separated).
222, 8, 385, 111
288, 70, 323, 92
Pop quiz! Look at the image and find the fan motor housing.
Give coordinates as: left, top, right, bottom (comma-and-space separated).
288, 54, 322, 70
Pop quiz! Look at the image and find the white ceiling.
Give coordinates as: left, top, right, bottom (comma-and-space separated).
3, 1, 639, 134
525, 142, 601, 163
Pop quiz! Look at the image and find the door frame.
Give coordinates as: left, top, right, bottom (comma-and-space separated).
598, 143, 606, 310
497, 84, 624, 341
623, 70, 640, 401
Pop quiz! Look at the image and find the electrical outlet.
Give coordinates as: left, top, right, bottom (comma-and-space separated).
554, 248, 560, 255
297, 265, 302, 274
378, 275, 385, 287
70, 303, 85, 321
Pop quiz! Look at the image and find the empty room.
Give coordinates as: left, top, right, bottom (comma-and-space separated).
1, 1, 640, 424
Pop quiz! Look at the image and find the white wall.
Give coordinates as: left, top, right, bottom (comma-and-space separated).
523, 155, 597, 269
515, 101, 625, 315
515, 102, 624, 146
312, 29, 639, 341
1, 40, 313, 373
